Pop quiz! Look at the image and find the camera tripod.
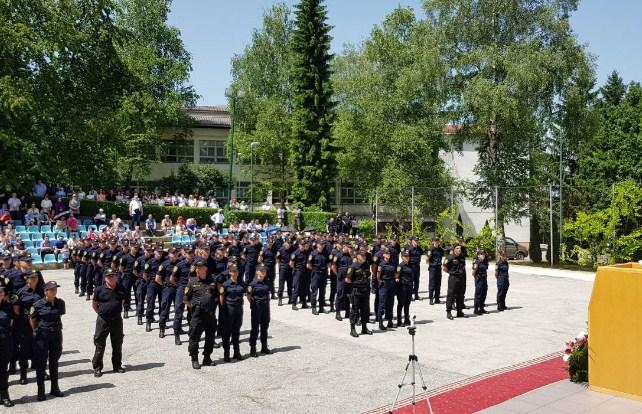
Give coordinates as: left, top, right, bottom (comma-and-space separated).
388, 322, 433, 414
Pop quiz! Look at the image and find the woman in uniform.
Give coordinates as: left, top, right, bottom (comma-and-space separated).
0, 285, 17, 407
219, 266, 245, 362
30, 280, 65, 401
495, 252, 510, 312
473, 250, 490, 315
16, 271, 44, 384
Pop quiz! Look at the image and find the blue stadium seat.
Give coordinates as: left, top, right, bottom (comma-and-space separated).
221, 228, 229, 236
44, 232, 56, 240
55, 232, 67, 240
39, 225, 52, 233
32, 241, 41, 249
13, 220, 22, 226
23, 240, 34, 248
27, 225, 39, 233
28, 247, 39, 257
80, 231, 88, 239
123, 224, 130, 230
180, 235, 191, 244
15, 226, 26, 232
31, 255, 43, 265
87, 225, 97, 231
43, 254, 57, 264
30, 233, 42, 241
171, 235, 182, 244
259, 232, 267, 239
78, 225, 87, 232
17, 232, 31, 241
82, 219, 93, 226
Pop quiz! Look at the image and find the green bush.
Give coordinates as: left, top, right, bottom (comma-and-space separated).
299, 211, 334, 230
226, 211, 277, 226
467, 221, 496, 259
358, 218, 376, 239
568, 342, 588, 383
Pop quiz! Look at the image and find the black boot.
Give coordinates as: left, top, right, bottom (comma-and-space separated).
123, 310, 129, 319
386, 320, 394, 329
379, 320, 387, 331
414, 293, 420, 301
159, 327, 165, 338
50, 380, 64, 397
250, 346, 258, 358
0, 389, 14, 407
361, 325, 373, 335
260, 343, 272, 354
85, 295, 91, 301
74, 287, 79, 294
301, 302, 309, 309
233, 347, 244, 361
456, 311, 466, 318
397, 317, 402, 328
271, 293, 277, 300
223, 349, 231, 362
175, 335, 182, 346
19, 366, 28, 385
330, 303, 335, 312
137, 316, 143, 325
481, 308, 489, 314
79, 291, 85, 297
192, 359, 201, 370
202, 356, 215, 367
213, 339, 221, 349
37, 382, 46, 401
447, 310, 454, 320
312, 306, 318, 315
8, 361, 15, 375
350, 324, 359, 338
335, 312, 342, 321
429, 298, 434, 305
278, 298, 283, 306
145, 322, 151, 332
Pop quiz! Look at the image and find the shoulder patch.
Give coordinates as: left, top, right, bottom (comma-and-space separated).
184, 287, 189, 294
219, 286, 224, 294
172, 266, 178, 273
290, 253, 296, 260
247, 286, 253, 293
144, 263, 150, 270
190, 265, 195, 273
29, 306, 36, 316
308, 254, 313, 261
396, 266, 401, 272
347, 268, 353, 275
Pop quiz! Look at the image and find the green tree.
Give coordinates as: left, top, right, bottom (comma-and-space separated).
289, 0, 336, 209
230, 3, 294, 203
333, 7, 451, 219
424, 0, 593, 249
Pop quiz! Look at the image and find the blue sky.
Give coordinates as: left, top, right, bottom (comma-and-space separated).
168, 0, 642, 104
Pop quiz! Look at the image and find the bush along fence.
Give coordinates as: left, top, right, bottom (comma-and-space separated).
77, 199, 334, 230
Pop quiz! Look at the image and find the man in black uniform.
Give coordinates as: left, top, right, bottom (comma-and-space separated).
144, 248, 164, 332
134, 247, 151, 325
395, 251, 414, 326
258, 239, 277, 299
119, 243, 139, 319
247, 264, 271, 357
91, 268, 126, 377
276, 240, 293, 306
183, 258, 217, 369
289, 240, 310, 310
443, 244, 466, 320
426, 237, 444, 305
345, 251, 373, 337
406, 237, 424, 301
307, 242, 328, 315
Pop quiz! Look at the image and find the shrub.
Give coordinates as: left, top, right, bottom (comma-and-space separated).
563, 332, 588, 383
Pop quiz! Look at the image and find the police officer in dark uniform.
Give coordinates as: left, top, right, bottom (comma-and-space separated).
183, 258, 217, 369
426, 237, 444, 305
30, 280, 65, 401
219, 266, 245, 362
307, 242, 328, 315
73, 239, 87, 295
0, 284, 16, 407
376, 249, 396, 330
172, 248, 194, 345
134, 247, 151, 325
289, 240, 310, 310
247, 264, 271, 357
443, 244, 466, 320
157, 248, 179, 338
345, 251, 373, 337
333, 243, 352, 321
276, 239, 293, 306
495, 252, 510, 311
91, 268, 126, 377
119, 243, 139, 319
84, 240, 100, 302
258, 239, 277, 299
371, 245, 384, 322
6, 256, 27, 374
405, 237, 424, 301
395, 251, 414, 326
243, 236, 261, 284
327, 239, 339, 313
144, 247, 164, 332
473, 250, 490, 315
15, 271, 43, 384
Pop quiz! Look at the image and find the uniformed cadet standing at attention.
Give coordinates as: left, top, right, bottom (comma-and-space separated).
495, 252, 510, 312
443, 244, 466, 320
91, 268, 127, 378
248, 264, 271, 358
472, 250, 490, 315
15, 271, 43, 385
0, 285, 17, 407
307, 242, 328, 315
289, 240, 310, 311
426, 237, 444, 305
183, 258, 217, 369
345, 251, 373, 338
219, 266, 245, 362
376, 249, 396, 331
30, 280, 65, 401
395, 251, 414, 327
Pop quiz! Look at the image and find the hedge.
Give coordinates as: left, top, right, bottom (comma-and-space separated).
77, 199, 334, 229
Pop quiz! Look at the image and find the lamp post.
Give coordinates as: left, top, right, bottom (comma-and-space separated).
225, 87, 243, 206
250, 141, 259, 212
552, 122, 563, 263
237, 152, 242, 201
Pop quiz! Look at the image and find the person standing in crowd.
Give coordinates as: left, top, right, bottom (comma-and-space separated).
376, 249, 396, 330
211, 209, 224, 233
134, 247, 151, 325
94, 208, 106, 226
145, 214, 156, 236
289, 239, 310, 310
33, 180, 47, 198
276, 205, 285, 226
426, 237, 444, 305
15, 272, 43, 385
144, 247, 164, 332
119, 243, 138, 319
333, 242, 352, 321
276, 239, 293, 307
346, 251, 372, 337
184, 258, 217, 369
91, 269, 126, 377
395, 251, 414, 326
247, 264, 271, 357
0, 284, 16, 407
68, 194, 80, 216
7, 193, 20, 222
40, 194, 53, 216
307, 241, 328, 315
172, 248, 194, 346
496, 252, 510, 311
128, 194, 143, 227
473, 250, 490, 315
219, 266, 245, 362
30, 281, 65, 401
405, 237, 423, 301
258, 239, 277, 299
443, 244, 466, 320
157, 248, 179, 339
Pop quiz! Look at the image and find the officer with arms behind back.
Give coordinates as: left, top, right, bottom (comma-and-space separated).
473, 249, 490, 315
443, 244, 466, 320
247, 264, 272, 357
345, 251, 373, 338
495, 252, 510, 311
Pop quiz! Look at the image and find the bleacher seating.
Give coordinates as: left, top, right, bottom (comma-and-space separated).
23, 240, 34, 248
28, 247, 39, 257
31, 233, 42, 241
40, 225, 52, 233
44, 232, 56, 240
17, 232, 31, 240
31, 255, 43, 264
15, 226, 26, 232
171, 235, 182, 244
27, 225, 40, 233
43, 254, 57, 264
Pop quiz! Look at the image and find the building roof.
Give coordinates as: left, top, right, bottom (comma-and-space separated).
186, 106, 230, 128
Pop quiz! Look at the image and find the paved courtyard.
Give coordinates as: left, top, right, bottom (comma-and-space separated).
7, 262, 594, 413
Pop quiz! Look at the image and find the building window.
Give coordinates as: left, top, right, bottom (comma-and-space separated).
162, 140, 194, 162
199, 140, 228, 164
236, 181, 250, 200
340, 184, 367, 204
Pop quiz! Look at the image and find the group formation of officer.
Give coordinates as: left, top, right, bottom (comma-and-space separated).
0, 253, 66, 406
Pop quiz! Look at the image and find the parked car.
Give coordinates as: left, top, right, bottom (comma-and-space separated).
504, 237, 529, 260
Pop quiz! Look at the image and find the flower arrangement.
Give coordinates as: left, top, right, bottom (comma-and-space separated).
563, 331, 588, 382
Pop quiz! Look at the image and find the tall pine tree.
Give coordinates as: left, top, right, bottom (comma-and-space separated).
289, 0, 336, 209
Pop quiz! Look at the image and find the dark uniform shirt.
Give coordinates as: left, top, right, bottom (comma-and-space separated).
175, 259, 193, 286
0, 301, 16, 336
496, 260, 509, 278
6, 268, 25, 293
248, 280, 270, 303
473, 259, 489, 277
158, 259, 177, 285
260, 247, 276, 267
207, 256, 227, 277
291, 248, 309, 270
120, 253, 137, 274
444, 254, 466, 276
347, 262, 371, 291
428, 247, 445, 268
221, 279, 245, 305
31, 298, 66, 331
397, 262, 414, 285
17, 285, 43, 318
93, 285, 126, 320
144, 257, 161, 282
185, 275, 217, 313
308, 250, 328, 273
377, 260, 396, 281
405, 245, 424, 265
277, 246, 292, 267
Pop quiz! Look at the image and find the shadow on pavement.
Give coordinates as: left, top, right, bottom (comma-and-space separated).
65, 382, 116, 396
59, 358, 91, 367
123, 362, 165, 372
270, 345, 301, 353
59, 369, 95, 379
61, 349, 81, 355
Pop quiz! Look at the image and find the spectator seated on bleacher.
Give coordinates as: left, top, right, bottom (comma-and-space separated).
40, 235, 55, 258
0, 205, 12, 226
67, 214, 79, 232
145, 214, 156, 236
94, 208, 107, 226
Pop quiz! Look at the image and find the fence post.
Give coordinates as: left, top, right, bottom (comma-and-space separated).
549, 183, 554, 268
494, 186, 499, 258
411, 186, 415, 236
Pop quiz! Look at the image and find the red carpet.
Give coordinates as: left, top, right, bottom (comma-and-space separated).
365, 353, 568, 414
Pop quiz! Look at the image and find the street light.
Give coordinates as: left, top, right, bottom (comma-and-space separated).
237, 152, 242, 201
250, 141, 259, 212
552, 122, 563, 263
225, 87, 244, 206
